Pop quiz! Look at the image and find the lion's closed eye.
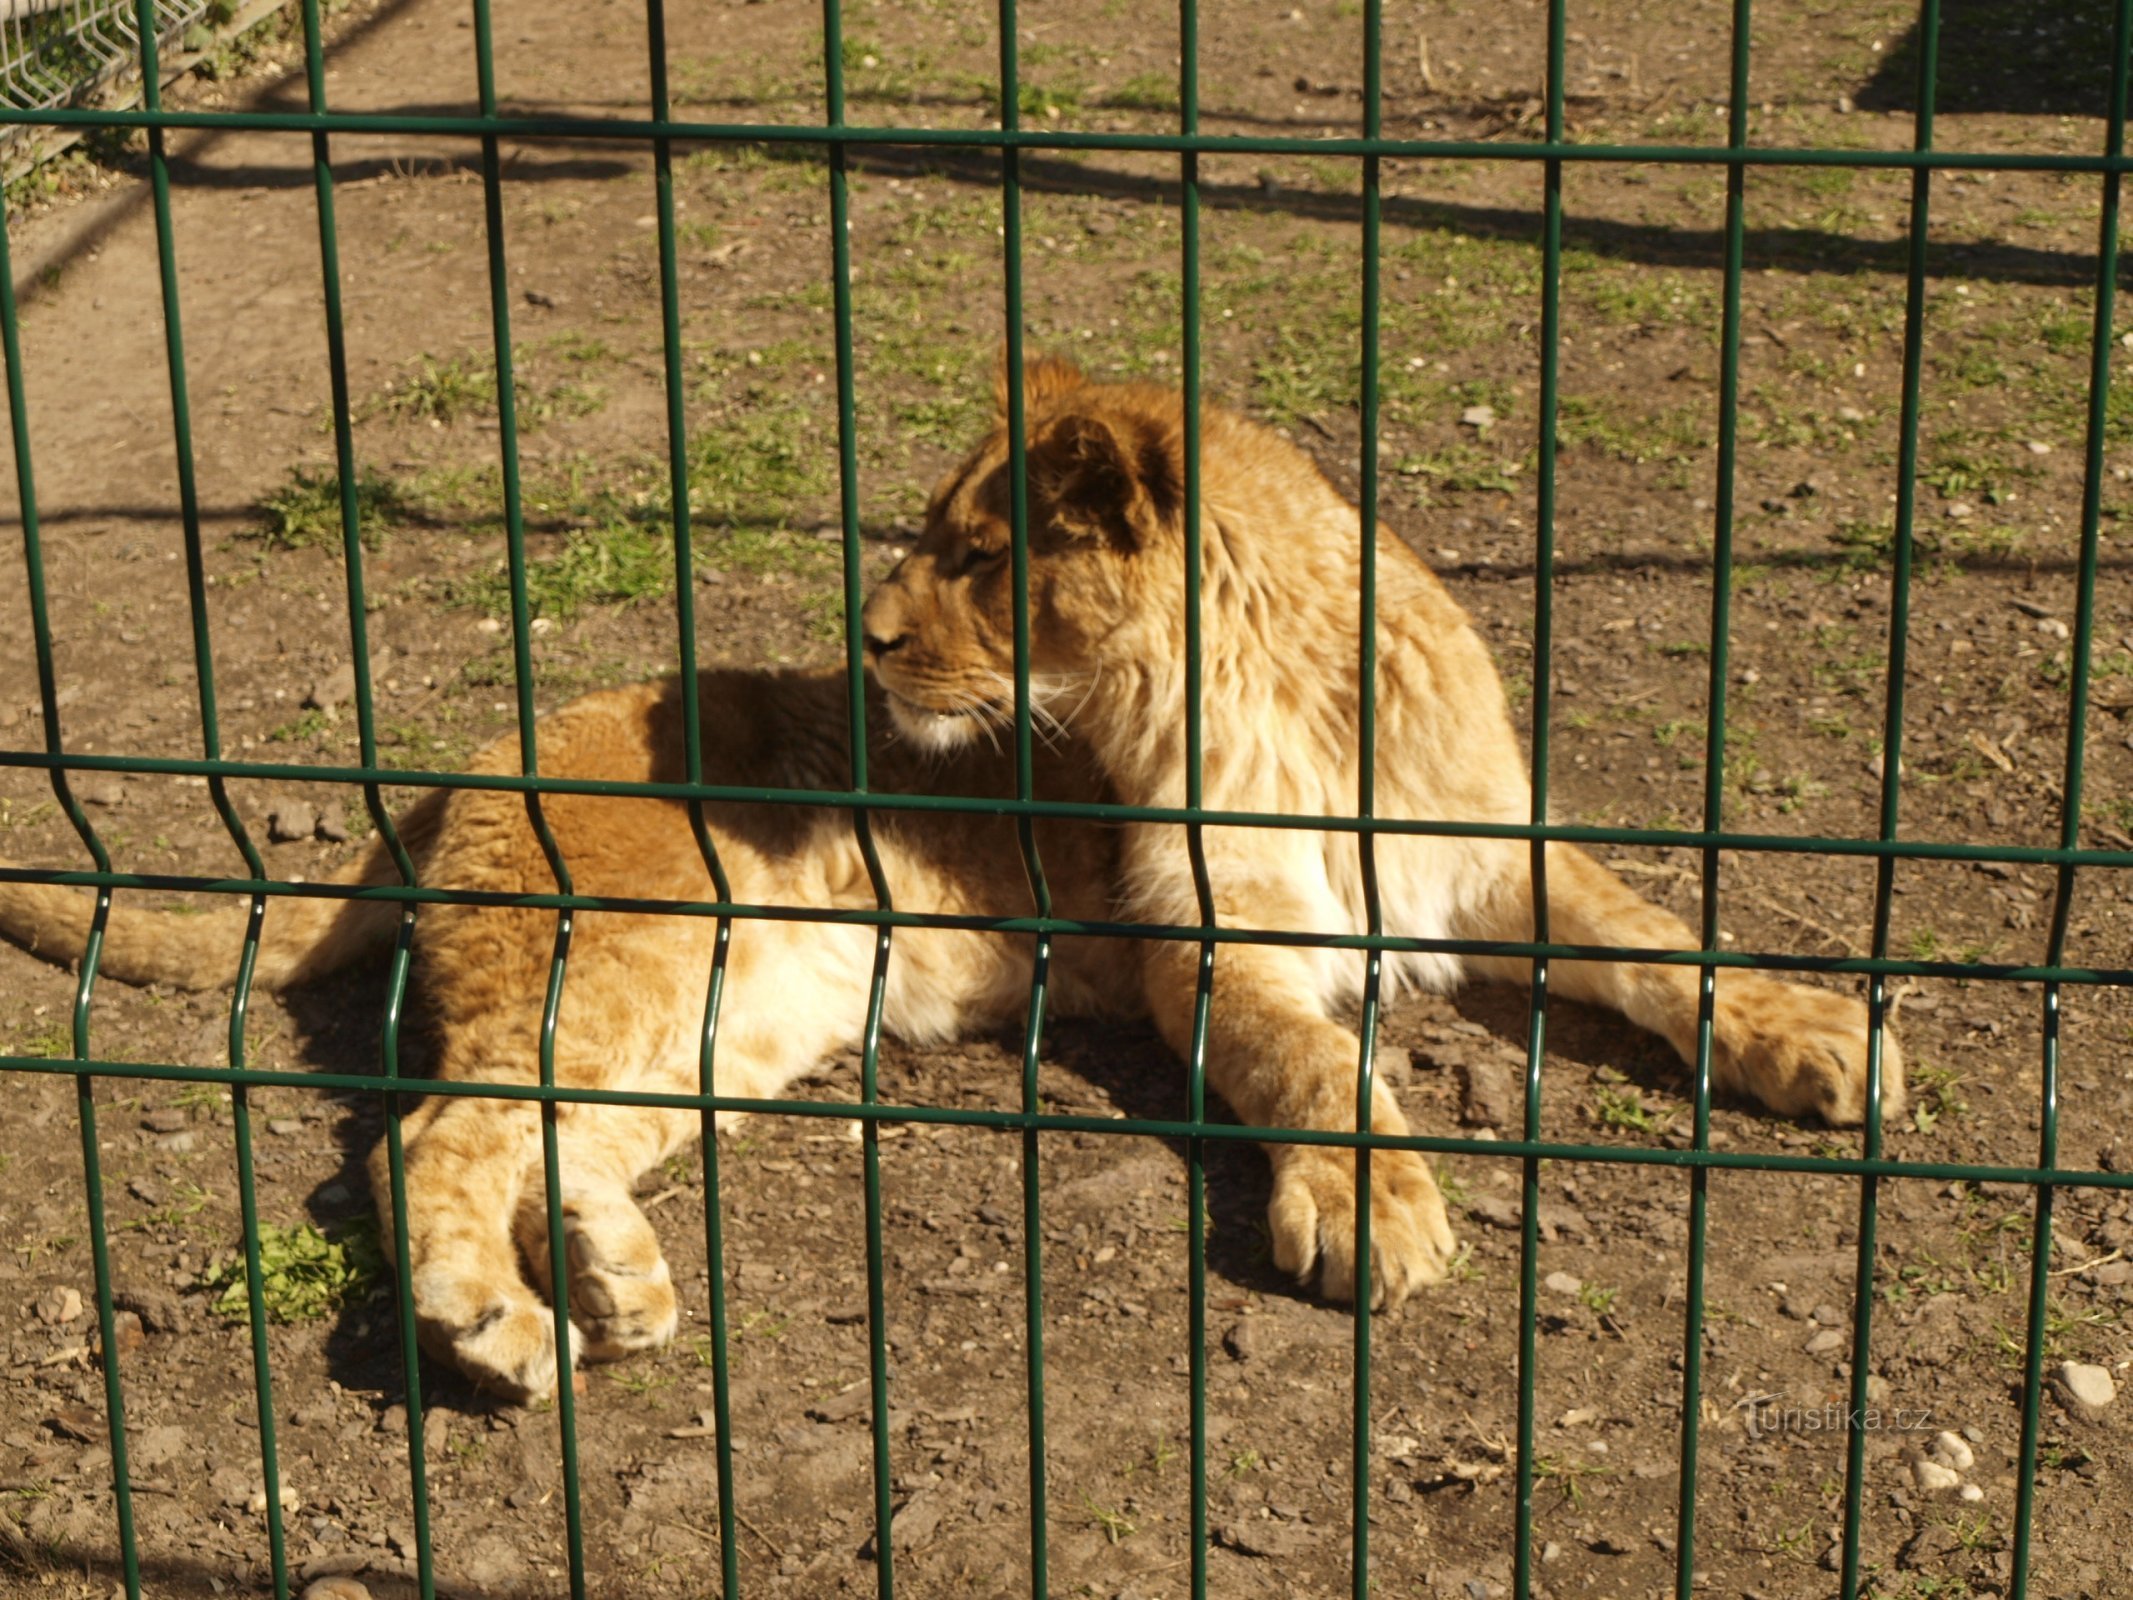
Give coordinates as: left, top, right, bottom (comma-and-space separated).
950, 541, 1008, 578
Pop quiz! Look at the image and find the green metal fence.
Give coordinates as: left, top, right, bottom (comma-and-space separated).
1, 0, 2131, 1597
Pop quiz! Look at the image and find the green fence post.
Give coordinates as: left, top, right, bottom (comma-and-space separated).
1674, 3, 1757, 1592
2010, 6, 2131, 1594
1176, 4, 1217, 1596
0, 147, 142, 1600
464, 0, 588, 1590
643, 0, 744, 1589
1513, 0, 1570, 1592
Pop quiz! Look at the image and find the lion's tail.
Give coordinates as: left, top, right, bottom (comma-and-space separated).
0, 789, 448, 993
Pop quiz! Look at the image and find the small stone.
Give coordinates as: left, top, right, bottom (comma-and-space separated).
1837, 404, 1866, 423
34, 1286, 83, 1325
1460, 1057, 1518, 1129
2024, 440, 2052, 456
247, 1481, 301, 1515
44, 1405, 101, 1441
1463, 1193, 1520, 1230
74, 774, 125, 807
1222, 1321, 1259, 1363
1543, 1270, 1583, 1296
316, 812, 351, 844
140, 1108, 187, 1134
1835, 93, 1855, 113
1942, 501, 1975, 521
132, 1423, 187, 1468
1805, 1328, 1846, 1356
268, 800, 318, 844
2055, 1361, 2115, 1419
1927, 1431, 1974, 1473
1959, 1483, 1984, 1503
1460, 404, 1497, 430
302, 1577, 373, 1600
128, 1176, 164, 1206
304, 664, 356, 712
108, 1309, 145, 1355
114, 1287, 184, 1333
268, 1118, 304, 1137
1809, 1303, 1846, 1326
1913, 1458, 1962, 1493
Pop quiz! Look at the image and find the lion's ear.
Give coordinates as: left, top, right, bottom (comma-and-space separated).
1032, 412, 1180, 551
992, 348, 1088, 417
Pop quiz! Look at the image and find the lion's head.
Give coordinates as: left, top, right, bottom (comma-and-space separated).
860, 356, 1183, 753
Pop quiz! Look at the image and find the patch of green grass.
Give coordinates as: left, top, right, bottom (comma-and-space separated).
1909, 1065, 1971, 1135
199, 1220, 382, 1325
1578, 1281, 1620, 1317
119, 1180, 213, 1233
1016, 79, 1081, 119
17, 1022, 71, 1058
1533, 1453, 1612, 1508
1594, 1085, 1662, 1134
367, 352, 497, 424
365, 349, 608, 431
1557, 393, 1707, 464
466, 520, 676, 621
1081, 1494, 1137, 1544
1101, 72, 1178, 112
255, 467, 419, 551
268, 707, 334, 744
1394, 445, 1523, 494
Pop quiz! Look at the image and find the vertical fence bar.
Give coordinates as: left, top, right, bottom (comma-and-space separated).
289, 1, 432, 1588
1513, 0, 1569, 1592
466, 2, 586, 1592
2010, 6, 2130, 1592
1351, 6, 1384, 1597
1675, 3, 1754, 1593
127, 6, 292, 1587
0, 205, 137, 1598
1176, 3, 1216, 1595
820, 12, 902, 1599
1838, 2, 1940, 1593
992, 7, 1059, 1597
645, 0, 742, 1591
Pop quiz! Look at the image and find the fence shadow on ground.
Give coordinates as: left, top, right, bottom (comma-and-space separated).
1855, 0, 2122, 118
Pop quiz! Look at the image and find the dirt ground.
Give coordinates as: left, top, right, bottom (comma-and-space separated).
3, 0, 2132, 1596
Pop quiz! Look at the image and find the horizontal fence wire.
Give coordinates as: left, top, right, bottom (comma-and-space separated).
0, 0, 2128, 1596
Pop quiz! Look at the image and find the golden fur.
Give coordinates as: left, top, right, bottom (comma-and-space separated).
0, 359, 1900, 1399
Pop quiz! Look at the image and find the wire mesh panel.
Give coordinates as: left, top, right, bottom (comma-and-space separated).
1, 1, 2131, 1598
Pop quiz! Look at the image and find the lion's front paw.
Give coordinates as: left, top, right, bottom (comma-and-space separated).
1715, 978, 1906, 1126
1268, 1146, 1455, 1309
410, 1266, 572, 1403
520, 1192, 681, 1364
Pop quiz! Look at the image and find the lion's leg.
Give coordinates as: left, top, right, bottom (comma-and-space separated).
515, 1104, 695, 1364
378, 1092, 562, 1401
1141, 882, 1456, 1309
1456, 841, 1902, 1125
385, 917, 880, 1399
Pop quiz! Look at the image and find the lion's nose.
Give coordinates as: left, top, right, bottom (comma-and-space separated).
863, 630, 908, 658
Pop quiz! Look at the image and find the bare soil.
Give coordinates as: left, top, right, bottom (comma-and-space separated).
2, 0, 2131, 1597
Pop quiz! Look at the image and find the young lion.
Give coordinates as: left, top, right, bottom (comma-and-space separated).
0, 358, 1900, 1399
